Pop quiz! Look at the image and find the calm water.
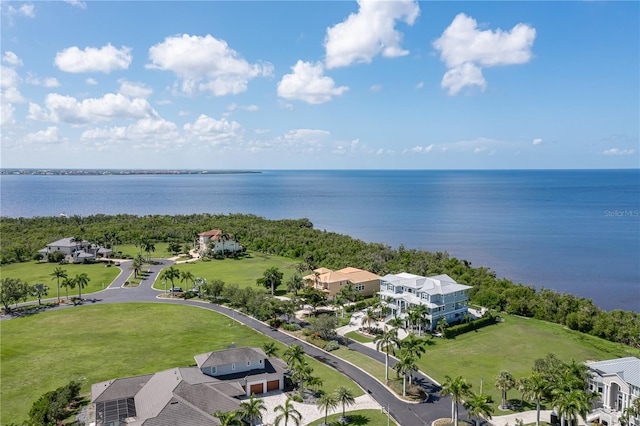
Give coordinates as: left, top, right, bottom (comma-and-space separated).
1, 170, 638, 312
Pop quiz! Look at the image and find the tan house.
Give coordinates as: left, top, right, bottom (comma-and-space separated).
303, 267, 380, 298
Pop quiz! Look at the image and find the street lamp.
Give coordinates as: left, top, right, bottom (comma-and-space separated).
164, 279, 167, 295
381, 404, 390, 426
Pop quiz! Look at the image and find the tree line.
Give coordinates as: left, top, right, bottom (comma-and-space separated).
0, 213, 637, 347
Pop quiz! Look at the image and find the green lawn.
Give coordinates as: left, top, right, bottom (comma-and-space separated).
333, 347, 387, 383
346, 330, 375, 344
0, 261, 120, 303
307, 409, 399, 426
153, 251, 300, 294
417, 314, 640, 411
0, 303, 361, 425
114, 243, 176, 259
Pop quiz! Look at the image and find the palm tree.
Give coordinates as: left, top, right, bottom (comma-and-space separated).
213, 410, 242, 426
60, 276, 75, 301
239, 393, 266, 426
50, 267, 67, 304
131, 255, 143, 278
286, 274, 304, 296
181, 270, 195, 290
257, 267, 284, 296
219, 232, 232, 257
362, 308, 377, 330
464, 391, 494, 426
30, 283, 49, 305
516, 376, 530, 407
291, 361, 313, 397
411, 304, 429, 336
316, 392, 338, 426
262, 342, 278, 358
141, 239, 155, 262
374, 326, 399, 381
74, 273, 90, 300
436, 317, 449, 335
388, 314, 405, 331
553, 388, 592, 426
495, 370, 516, 409
400, 334, 429, 384
524, 372, 549, 426
162, 266, 181, 292
274, 396, 302, 426
441, 375, 472, 426
394, 351, 417, 397
283, 344, 305, 371
306, 376, 323, 394
335, 386, 355, 421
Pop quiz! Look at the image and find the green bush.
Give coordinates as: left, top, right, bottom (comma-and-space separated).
324, 340, 340, 351
282, 322, 301, 331
355, 301, 366, 310
444, 313, 496, 338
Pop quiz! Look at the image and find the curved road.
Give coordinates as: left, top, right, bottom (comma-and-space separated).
5, 259, 465, 426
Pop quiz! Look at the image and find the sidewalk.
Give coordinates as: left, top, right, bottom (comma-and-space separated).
489, 410, 553, 426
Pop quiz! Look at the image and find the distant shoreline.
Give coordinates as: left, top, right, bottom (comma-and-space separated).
0, 169, 262, 176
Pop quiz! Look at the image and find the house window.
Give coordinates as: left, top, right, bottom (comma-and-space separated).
355, 284, 365, 291
211, 366, 217, 374
259, 359, 263, 364
247, 361, 251, 366
232, 363, 236, 371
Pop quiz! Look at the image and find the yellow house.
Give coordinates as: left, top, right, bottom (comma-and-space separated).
303, 267, 380, 298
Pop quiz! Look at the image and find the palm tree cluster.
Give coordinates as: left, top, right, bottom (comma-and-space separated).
441, 375, 493, 426
282, 344, 322, 399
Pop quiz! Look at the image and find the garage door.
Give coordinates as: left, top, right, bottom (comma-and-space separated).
250, 383, 263, 395
267, 380, 280, 392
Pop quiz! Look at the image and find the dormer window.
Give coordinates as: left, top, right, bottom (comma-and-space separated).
247, 361, 251, 366
259, 359, 263, 364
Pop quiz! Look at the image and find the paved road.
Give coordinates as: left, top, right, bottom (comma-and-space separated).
4, 259, 464, 426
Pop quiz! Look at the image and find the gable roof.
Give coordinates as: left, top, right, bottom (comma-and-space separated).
586, 357, 640, 388
380, 273, 471, 295
199, 229, 222, 237
194, 347, 267, 369
337, 267, 381, 283
47, 237, 85, 248
92, 374, 154, 403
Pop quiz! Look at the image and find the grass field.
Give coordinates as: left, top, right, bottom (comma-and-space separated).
307, 409, 399, 426
346, 330, 375, 344
115, 243, 175, 259
152, 251, 300, 294
415, 314, 640, 411
0, 303, 362, 425
0, 261, 120, 303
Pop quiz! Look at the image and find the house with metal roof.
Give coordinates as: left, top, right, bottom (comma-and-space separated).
38, 237, 112, 263
586, 357, 640, 426
378, 272, 472, 331
303, 267, 381, 298
91, 347, 286, 426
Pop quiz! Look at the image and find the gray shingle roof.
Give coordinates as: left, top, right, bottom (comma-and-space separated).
195, 347, 267, 369
92, 374, 154, 403
586, 357, 640, 388
142, 396, 221, 426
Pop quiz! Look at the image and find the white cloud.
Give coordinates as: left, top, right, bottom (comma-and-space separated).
28, 93, 157, 124
156, 99, 172, 105
1, 103, 16, 126
474, 147, 488, 154
415, 81, 424, 89
532, 138, 542, 145
441, 62, 486, 95
324, 0, 420, 69
86, 78, 98, 85
81, 118, 179, 148
26, 73, 61, 87
3, 51, 23, 66
433, 13, 536, 95
64, 0, 87, 9
407, 144, 435, 154
23, 126, 64, 144
255, 129, 330, 153
245, 104, 259, 112
370, 84, 382, 93
118, 79, 153, 98
0, 65, 20, 88
333, 138, 375, 155
8, 4, 35, 18
2, 87, 25, 103
55, 44, 132, 73
603, 148, 636, 155
183, 114, 242, 145
277, 60, 348, 104
147, 34, 272, 96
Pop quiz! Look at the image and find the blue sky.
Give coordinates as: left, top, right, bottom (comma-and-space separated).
1, 0, 638, 170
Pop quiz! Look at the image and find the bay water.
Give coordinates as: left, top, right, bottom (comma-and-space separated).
1, 169, 638, 312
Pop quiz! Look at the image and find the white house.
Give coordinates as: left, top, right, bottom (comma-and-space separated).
197, 229, 241, 255
586, 357, 640, 426
38, 237, 111, 263
378, 272, 472, 331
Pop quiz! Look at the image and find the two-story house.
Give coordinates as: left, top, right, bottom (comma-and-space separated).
586, 357, 640, 426
303, 267, 380, 298
197, 229, 241, 255
38, 237, 112, 263
91, 347, 286, 426
378, 272, 472, 331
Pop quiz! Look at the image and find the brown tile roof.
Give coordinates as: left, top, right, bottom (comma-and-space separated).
337, 267, 381, 283
198, 229, 222, 237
